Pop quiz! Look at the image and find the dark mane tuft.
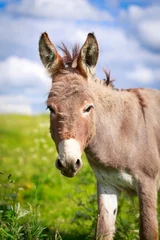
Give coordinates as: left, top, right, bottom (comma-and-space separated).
58, 44, 115, 89
103, 68, 115, 88
58, 43, 80, 68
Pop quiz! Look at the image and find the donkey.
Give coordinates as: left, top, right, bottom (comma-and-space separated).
39, 32, 160, 240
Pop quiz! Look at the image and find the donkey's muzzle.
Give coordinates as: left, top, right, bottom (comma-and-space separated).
55, 138, 83, 178
55, 157, 82, 178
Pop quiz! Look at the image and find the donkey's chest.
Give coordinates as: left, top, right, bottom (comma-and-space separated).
93, 167, 137, 194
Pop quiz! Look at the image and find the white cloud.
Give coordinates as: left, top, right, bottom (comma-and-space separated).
0, 104, 32, 115
121, 4, 160, 22
137, 20, 160, 50
0, 95, 32, 114
0, 56, 51, 114
7, 0, 113, 21
0, 94, 48, 115
120, 4, 160, 50
0, 56, 50, 92
126, 64, 153, 83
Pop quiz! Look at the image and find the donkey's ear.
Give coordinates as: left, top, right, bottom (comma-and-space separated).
77, 33, 99, 77
39, 32, 63, 76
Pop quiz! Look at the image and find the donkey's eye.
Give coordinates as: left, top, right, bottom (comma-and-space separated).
83, 104, 94, 113
46, 106, 56, 115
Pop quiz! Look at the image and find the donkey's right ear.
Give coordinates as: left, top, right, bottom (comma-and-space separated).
77, 33, 99, 78
39, 32, 63, 76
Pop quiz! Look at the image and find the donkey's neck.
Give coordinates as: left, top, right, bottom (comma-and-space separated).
85, 80, 140, 170
85, 81, 120, 165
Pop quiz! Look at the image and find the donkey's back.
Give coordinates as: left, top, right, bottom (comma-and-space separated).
127, 88, 160, 188
137, 88, 160, 155
129, 88, 160, 173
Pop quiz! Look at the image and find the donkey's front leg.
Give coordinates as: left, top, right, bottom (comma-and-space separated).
96, 182, 120, 240
138, 178, 158, 240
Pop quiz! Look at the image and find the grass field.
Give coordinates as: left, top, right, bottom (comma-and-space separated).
0, 114, 160, 239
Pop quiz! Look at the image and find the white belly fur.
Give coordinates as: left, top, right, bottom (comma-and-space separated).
93, 167, 137, 194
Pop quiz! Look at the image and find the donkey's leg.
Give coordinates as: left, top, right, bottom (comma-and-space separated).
96, 182, 120, 240
138, 178, 158, 240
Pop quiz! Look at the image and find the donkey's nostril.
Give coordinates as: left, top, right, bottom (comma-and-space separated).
56, 157, 82, 173
57, 158, 63, 169
75, 159, 81, 169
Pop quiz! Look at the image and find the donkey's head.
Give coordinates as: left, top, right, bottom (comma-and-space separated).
39, 32, 99, 177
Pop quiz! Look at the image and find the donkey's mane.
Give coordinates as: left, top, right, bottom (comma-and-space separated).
59, 43, 115, 88
102, 68, 115, 88
59, 43, 80, 68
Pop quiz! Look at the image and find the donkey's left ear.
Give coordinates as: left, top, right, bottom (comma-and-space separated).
77, 33, 99, 77
39, 32, 63, 76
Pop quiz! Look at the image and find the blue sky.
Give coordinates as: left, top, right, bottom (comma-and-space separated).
0, 0, 160, 114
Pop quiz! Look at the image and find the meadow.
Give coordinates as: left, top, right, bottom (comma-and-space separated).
0, 114, 159, 240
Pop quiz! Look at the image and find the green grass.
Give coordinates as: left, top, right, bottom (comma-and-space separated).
0, 114, 96, 239
0, 114, 160, 239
